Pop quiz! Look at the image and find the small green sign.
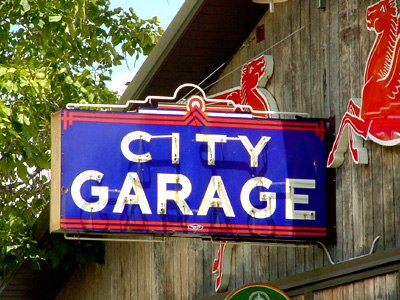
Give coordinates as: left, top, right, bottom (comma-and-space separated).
225, 283, 290, 300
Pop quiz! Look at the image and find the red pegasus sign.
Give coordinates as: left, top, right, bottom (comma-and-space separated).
210, 55, 277, 117
328, 0, 400, 168
212, 242, 234, 293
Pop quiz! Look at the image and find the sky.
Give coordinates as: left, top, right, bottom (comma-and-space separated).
107, 0, 185, 95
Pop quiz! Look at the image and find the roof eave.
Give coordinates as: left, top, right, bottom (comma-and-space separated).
118, 0, 205, 104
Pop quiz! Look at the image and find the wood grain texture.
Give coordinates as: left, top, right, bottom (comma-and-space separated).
313, 273, 399, 300
50, 112, 61, 233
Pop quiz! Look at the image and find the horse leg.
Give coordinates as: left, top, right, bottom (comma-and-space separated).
345, 98, 368, 164
327, 110, 368, 168
346, 98, 361, 115
348, 127, 368, 164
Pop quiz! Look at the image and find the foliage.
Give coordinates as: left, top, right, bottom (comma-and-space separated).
45, 235, 105, 271
0, 0, 162, 272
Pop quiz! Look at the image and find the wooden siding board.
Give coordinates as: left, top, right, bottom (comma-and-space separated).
353, 277, 365, 300
386, 272, 399, 300
175, 239, 183, 300
152, 242, 165, 300
163, 239, 174, 299
336, 285, 345, 300
295, 247, 306, 275
144, 242, 152, 299
179, 239, 189, 300
268, 246, 279, 281
360, 0, 374, 251
394, 148, 400, 248
255, 18, 266, 59
260, 246, 270, 282
312, 274, 400, 300
263, 5, 276, 105
277, 248, 288, 280
362, 163, 374, 250
319, 3, 330, 118
250, 245, 260, 282
243, 244, 252, 284
187, 240, 196, 299
109, 242, 118, 299
299, 0, 321, 273
234, 244, 245, 287
364, 277, 375, 300
203, 241, 215, 297
338, 0, 354, 262
127, 242, 134, 300
275, 0, 293, 114
325, 0, 341, 265
290, 0, 303, 115
124, 242, 133, 300
327, 0, 340, 118
371, 142, 384, 251
374, 273, 386, 299
286, 247, 296, 277
384, 148, 396, 249
310, 0, 322, 118
193, 239, 205, 299
310, 1, 327, 270
299, 0, 311, 115
348, 0, 365, 260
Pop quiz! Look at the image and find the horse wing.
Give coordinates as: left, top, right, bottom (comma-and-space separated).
385, 35, 400, 101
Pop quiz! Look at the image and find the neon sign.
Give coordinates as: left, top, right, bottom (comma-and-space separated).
51, 95, 330, 239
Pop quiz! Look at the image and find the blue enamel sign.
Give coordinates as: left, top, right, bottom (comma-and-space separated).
51, 99, 330, 239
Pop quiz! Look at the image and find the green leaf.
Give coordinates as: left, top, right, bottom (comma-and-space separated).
20, 0, 30, 14
0, 0, 161, 273
37, 19, 45, 29
65, 75, 73, 84
49, 15, 62, 23
36, 156, 49, 169
6, 245, 21, 253
17, 113, 25, 124
17, 163, 28, 179
1, 106, 11, 116
35, 72, 45, 79
0, 66, 7, 77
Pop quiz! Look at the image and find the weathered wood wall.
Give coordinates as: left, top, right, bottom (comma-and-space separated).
55, 0, 400, 299
313, 273, 399, 300
210, 0, 400, 263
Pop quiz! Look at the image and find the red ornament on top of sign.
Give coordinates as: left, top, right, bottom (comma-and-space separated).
328, 0, 400, 168
210, 55, 278, 117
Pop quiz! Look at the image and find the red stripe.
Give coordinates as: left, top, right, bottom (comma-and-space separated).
61, 110, 326, 139
60, 218, 326, 232
69, 116, 319, 133
60, 223, 327, 236
60, 219, 327, 236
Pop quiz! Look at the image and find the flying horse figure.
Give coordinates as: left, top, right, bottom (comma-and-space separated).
210, 55, 278, 117
327, 0, 400, 168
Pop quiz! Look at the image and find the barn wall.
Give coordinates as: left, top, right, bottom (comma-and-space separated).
313, 273, 399, 300
210, 0, 400, 262
55, 0, 400, 299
